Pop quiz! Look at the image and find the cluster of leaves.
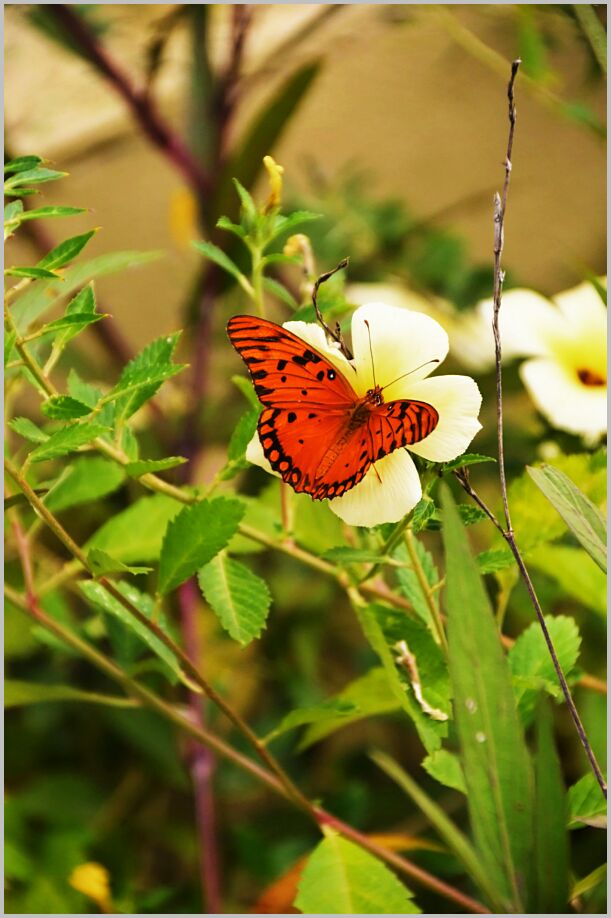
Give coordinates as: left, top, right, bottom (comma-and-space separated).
5, 157, 607, 914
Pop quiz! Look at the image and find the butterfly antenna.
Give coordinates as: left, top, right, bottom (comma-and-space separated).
382, 358, 440, 392
363, 319, 377, 389
312, 258, 353, 360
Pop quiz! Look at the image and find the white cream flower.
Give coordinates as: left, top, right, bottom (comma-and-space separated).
478, 280, 607, 441
246, 302, 482, 527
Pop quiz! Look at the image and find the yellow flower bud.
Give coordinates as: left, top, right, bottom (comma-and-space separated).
69, 862, 113, 913
263, 155, 284, 213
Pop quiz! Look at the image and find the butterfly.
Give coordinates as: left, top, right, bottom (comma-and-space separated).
227, 315, 439, 501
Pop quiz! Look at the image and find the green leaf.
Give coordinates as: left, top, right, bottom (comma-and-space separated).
570, 864, 607, 904
41, 395, 93, 420
267, 210, 322, 243
4, 199, 24, 221
158, 497, 245, 594
4, 329, 17, 367
294, 833, 420, 914
265, 699, 358, 744
421, 749, 466, 794
5, 679, 136, 709
457, 504, 488, 526
355, 603, 449, 753
394, 540, 439, 628
125, 456, 187, 477
37, 311, 104, 343
567, 774, 607, 829
508, 615, 581, 721
216, 215, 246, 239
477, 547, 514, 574
231, 373, 261, 409
29, 422, 108, 462
440, 483, 534, 912
4, 165, 66, 191
262, 276, 298, 309
533, 700, 569, 912
87, 548, 152, 577
300, 668, 399, 749
44, 457, 125, 512
529, 544, 606, 616
198, 553, 270, 645
323, 547, 388, 565
443, 453, 496, 471
219, 407, 259, 480
79, 580, 181, 683
86, 494, 182, 563
9, 416, 48, 443
5, 155, 42, 175
527, 464, 607, 572
410, 496, 437, 533
108, 331, 185, 420
11, 249, 162, 332
37, 230, 97, 271
5, 266, 61, 279
192, 240, 252, 292
11, 205, 85, 223
372, 751, 502, 911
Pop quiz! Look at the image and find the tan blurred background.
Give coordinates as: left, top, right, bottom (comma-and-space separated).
5, 4, 606, 348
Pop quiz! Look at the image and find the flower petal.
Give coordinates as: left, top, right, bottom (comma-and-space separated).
402, 375, 483, 462
282, 319, 354, 377
477, 289, 560, 359
520, 358, 607, 440
328, 448, 422, 526
349, 303, 449, 395
245, 431, 278, 476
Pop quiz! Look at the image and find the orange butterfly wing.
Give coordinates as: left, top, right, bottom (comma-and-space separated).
227, 315, 439, 500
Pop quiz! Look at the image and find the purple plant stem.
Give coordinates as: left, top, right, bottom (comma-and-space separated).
178, 577, 221, 914
48, 6, 212, 199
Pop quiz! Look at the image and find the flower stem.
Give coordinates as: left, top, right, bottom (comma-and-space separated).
404, 529, 448, 655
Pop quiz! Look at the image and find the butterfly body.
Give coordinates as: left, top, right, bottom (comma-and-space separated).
227, 315, 439, 501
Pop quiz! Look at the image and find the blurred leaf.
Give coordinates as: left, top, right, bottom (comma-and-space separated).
12, 249, 162, 331
477, 547, 514, 574
5, 266, 61, 279
527, 464, 607, 572
300, 667, 399, 749
442, 453, 496, 472
457, 504, 488, 526
294, 833, 420, 914
29, 422, 108, 462
87, 548, 151, 577
158, 497, 245, 593
518, 8, 551, 82
5, 155, 43, 174
265, 699, 358, 744
192, 240, 252, 291
125, 456, 187, 477
394, 539, 439, 628
198, 552, 271, 645
570, 864, 607, 901
533, 700, 568, 912
421, 749, 466, 794
567, 773, 607, 829
5, 679, 137, 709
232, 373, 261, 409
33, 313, 106, 343
216, 215, 247, 239
267, 210, 322, 244
108, 331, 185, 421
4, 166, 67, 192
529, 544, 606, 616
219, 407, 259, 480
9, 416, 48, 443
86, 493, 182, 562
80, 580, 181, 683
41, 395, 93, 420
508, 615, 581, 721
323, 547, 388, 565
441, 483, 534, 912
11, 204, 85, 223
355, 603, 449, 753
45, 457, 124, 512
262, 276, 298, 309
372, 751, 501, 911
4, 328, 17, 366
37, 230, 97, 271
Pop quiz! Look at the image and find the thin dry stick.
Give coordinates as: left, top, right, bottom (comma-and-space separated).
5, 583, 489, 915
476, 60, 606, 798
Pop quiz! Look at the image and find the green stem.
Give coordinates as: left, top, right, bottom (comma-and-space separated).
572, 4, 607, 74
404, 529, 449, 655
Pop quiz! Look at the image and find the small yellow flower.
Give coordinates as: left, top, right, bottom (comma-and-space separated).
263, 155, 284, 213
69, 862, 113, 913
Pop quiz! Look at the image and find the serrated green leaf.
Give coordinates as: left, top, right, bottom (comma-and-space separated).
9, 416, 49, 443
477, 547, 514, 574
37, 311, 104, 343
87, 549, 151, 577
66, 368, 100, 409
294, 833, 420, 914
159, 497, 245, 594
527, 464, 607, 572
5, 679, 136, 709
11, 249, 162, 332
86, 494, 182, 563
422, 749, 466, 794
394, 540, 439, 628
125, 456, 187, 477
458, 504, 488, 526
79, 580, 180, 684
567, 773, 607, 829
29, 422, 108, 462
44, 457, 124, 513
443, 453, 496, 471
5, 266, 61, 279
441, 483, 534, 912
262, 276, 298, 309
410, 496, 437, 533
372, 751, 501, 911
300, 668, 399, 749
109, 331, 184, 420
198, 553, 271, 645
508, 615, 581, 722
192, 240, 252, 292
41, 395, 93, 420
529, 544, 606, 616
37, 230, 97, 271
533, 700, 569, 912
